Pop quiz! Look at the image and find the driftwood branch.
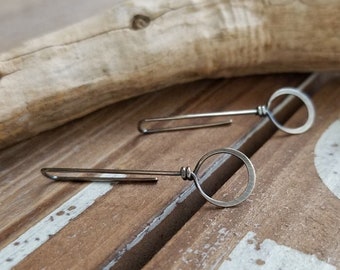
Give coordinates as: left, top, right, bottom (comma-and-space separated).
0, 0, 339, 149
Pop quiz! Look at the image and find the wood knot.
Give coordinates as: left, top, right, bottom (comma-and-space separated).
131, 14, 150, 30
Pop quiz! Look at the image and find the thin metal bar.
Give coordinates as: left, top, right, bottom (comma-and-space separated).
143, 109, 259, 121
138, 109, 259, 134
138, 109, 262, 134
138, 74, 318, 135
41, 168, 180, 182
41, 148, 256, 208
138, 119, 232, 133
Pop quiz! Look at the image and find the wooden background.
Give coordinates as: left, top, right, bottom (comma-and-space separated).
0, 1, 339, 269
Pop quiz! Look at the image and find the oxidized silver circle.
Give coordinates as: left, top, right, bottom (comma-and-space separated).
192, 148, 255, 208
266, 88, 315, 134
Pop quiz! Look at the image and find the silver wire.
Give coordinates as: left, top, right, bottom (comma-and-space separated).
138, 87, 315, 135
191, 148, 255, 208
41, 148, 255, 208
41, 168, 181, 182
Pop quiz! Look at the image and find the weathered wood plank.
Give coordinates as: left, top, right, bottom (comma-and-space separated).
0, 74, 307, 269
1, 0, 340, 149
143, 77, 340, 269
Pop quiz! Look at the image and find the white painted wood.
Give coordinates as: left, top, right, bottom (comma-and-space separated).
0, 180, 116, 269
314, 120, 340, 199
1, 0, 340, 149
218, 232, 336, 270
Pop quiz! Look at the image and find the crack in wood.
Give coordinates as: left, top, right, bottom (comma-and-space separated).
104, 74, 324, 270
0, 3, 199, 63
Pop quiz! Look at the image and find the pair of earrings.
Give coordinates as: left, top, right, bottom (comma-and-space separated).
42, 88, 315, 208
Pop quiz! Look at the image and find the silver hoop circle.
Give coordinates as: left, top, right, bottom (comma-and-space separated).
192, 148, 255, 208
266, 88, 315, 134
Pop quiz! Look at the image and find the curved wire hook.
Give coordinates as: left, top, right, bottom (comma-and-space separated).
41, 148, 255, 208
138, 88, 315, 135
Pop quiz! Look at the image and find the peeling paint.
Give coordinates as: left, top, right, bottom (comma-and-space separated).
0, 174, 123, 269
314, 120, 340, 199
218, 232, 335, 270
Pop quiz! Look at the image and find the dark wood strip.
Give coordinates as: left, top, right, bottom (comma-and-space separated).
1, 74, 308, 269
143, 76, 340, 270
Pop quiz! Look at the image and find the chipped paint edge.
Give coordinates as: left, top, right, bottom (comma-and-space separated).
218, 231, 336, 270
314, 119, 340, 199
0, 180, 115, 269
103, 117, 272, 269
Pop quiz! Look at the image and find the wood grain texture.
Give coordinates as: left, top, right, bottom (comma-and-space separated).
1, 0, 340, 149
144, 77, 340, 269
0, 74, 308, 269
